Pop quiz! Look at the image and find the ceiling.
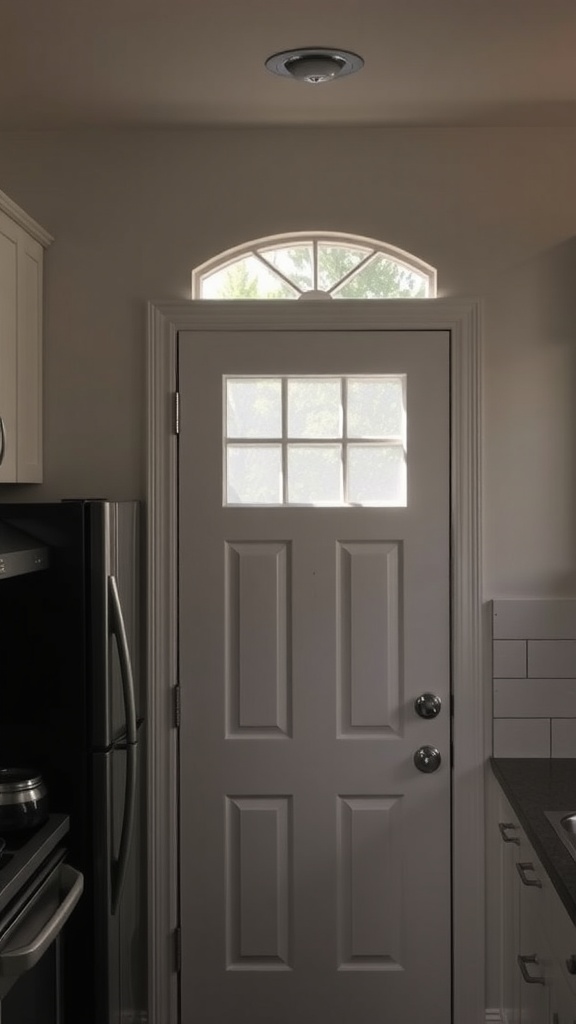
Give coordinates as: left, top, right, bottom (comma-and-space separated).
2, 0, 576, 128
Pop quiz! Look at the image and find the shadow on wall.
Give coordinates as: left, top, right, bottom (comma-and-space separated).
530, 235, 576, 343
484, 235, 576, 598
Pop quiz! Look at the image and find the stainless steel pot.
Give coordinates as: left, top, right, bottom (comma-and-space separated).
0, 768, 48, 832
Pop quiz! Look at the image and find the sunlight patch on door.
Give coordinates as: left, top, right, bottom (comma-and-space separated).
224, 375, 407, 507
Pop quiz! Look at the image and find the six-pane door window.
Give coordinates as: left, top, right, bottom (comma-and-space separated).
224, 376, 407, 506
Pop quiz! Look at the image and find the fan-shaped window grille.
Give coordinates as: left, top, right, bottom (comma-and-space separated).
192, 233, 436, 300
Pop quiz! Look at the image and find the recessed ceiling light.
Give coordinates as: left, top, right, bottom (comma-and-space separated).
265, 48, 364, 85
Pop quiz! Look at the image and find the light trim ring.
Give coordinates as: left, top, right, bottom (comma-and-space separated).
265, 47, 364, 85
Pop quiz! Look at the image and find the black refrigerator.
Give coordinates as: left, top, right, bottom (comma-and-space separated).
0, 500, 146, 1024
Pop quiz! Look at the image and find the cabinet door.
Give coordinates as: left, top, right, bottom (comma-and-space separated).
546, 875, 576, 1016
0, 211, 18, 481
492, 776, 576, 1024
517, 842, 549, 1024
16, 231, 43, 482
499, 797, 522, 1024
0, 207, 44, 482
549, 954, 576, 1024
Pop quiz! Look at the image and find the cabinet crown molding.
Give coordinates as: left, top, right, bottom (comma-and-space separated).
0, 188, 53, 247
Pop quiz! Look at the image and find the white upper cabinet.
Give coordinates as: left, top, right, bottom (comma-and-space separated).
0, 189, 52, 483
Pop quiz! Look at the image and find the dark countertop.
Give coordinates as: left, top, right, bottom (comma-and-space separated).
491, 758, 576, 926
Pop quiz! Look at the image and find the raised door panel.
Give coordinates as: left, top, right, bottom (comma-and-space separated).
16, 233, 43, 482
0, 209, 44, 483
0, 211, 18, 481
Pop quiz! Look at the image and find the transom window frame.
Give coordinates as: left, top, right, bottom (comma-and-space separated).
192, 231, 437, 300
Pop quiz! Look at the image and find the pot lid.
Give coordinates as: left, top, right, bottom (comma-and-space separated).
0, 768, 43, 791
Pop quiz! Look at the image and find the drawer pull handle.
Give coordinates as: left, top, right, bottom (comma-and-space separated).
516, 862, 542, 887
566, 954, 576, 975
499, 822, 520, 845
518, 954, 545, 985
0, 416, 5, 467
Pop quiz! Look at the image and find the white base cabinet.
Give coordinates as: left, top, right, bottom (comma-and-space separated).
492, 781, 576, 1024
549, 963, 576, 1024
0, 189, 51, 483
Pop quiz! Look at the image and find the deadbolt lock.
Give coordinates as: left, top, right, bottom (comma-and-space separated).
414, 693, 442, 719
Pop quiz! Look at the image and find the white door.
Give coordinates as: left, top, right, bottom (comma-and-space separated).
178, 328, 451, 1024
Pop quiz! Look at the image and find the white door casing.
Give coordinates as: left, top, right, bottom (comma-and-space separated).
146, 299, 484, 1024
179, 329, 450, 1023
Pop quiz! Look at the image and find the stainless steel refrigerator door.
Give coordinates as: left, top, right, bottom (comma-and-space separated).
90, 502, 140, 750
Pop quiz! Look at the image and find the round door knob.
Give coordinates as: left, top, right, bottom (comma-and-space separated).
414, 693, 442, 719
414, 745, 442, 773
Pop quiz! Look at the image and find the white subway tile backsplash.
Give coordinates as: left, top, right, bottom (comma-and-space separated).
492, 600, 576, 757
493, 718, 551, 758
493, 600, 576, 640
551, 719, 576, 757
494, 679, 576, 718
493, 640, 527, 678
528, 640, 576, 678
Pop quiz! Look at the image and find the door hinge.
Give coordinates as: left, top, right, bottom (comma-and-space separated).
173, 926, 182, 973
173, 685, 181, 729
174, 391, 180, 435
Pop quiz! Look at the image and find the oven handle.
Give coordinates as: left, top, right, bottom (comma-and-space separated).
0, 865, 84, 978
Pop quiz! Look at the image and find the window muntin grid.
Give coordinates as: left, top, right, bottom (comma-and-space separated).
193, 233, 436, 300
224, 375, 407, 507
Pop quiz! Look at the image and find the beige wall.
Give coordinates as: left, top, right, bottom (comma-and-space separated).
0, 126, 575, 597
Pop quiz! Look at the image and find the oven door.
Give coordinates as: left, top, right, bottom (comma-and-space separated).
0, 851, 83, 1024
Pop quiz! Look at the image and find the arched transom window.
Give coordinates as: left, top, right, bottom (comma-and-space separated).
192, 232, 436, 300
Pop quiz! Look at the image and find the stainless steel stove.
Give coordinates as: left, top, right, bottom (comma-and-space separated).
0, 815, 69, 915
0, 815, 83, 1024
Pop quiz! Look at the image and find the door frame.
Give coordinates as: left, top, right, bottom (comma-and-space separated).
146, 298, 484, 1024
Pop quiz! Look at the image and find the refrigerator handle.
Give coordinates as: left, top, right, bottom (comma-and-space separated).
108, 574, 138, 746
112, 737, 138, 915
108, 573, 139, 914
